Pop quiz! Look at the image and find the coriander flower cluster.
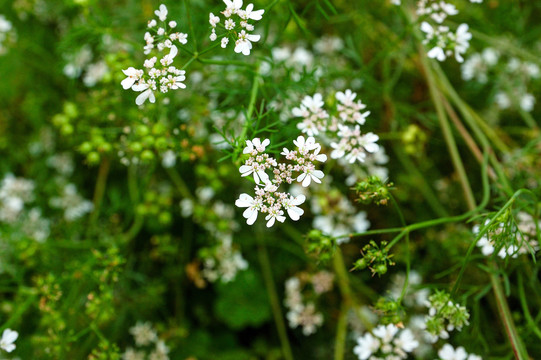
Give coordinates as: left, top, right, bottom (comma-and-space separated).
124, 322, 170, 360
292, 90, 380, 165
353, 324, 419, 360
422, 291, 470, 343
0, 173, 35, 223
437, 344, 482, 360
462, 48, 539, 112
473, 212, 540, 259
417, 0, 479, 62
284, 271, 334, 335
310, 185, 370, 243
121, 4, 188, 105
209, 0, 264, 55
49, 183, 94, 221
200, 234, 249, 283
235, 136, 326, 227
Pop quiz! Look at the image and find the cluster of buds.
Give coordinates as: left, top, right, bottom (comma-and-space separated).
416, 0, 458, 23
354, 176, 394, 206
292, 90, 381, 166
209, 0, 264, 55
121, 4, 188, 105
284, 271, 334, 336
235, 136, 326, 227
351, 240, 395, 276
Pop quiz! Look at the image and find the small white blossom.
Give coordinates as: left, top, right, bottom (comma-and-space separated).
154, 4, 168, 21
0, 329, 18, 353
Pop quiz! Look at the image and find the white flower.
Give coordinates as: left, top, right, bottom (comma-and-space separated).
234, 30, 260, 56
393, 328, 419, 353
238, 164, 269, 185
266, 209, 286, 227
169, 21, 177, 28
297, 169, 324, 187
154, 4, 168, 21
242, 3, 265, 20
210, 29, 217, 41
235, 193, 260, 225
454, 24, 472, 63
221, 37, 229, 48
209, 13, 220, 27
224, 0, 243, 14
438, 344, 468, 360
243, 138, 270, 154
520, 93, 535, 112
283, 194, 306, 221
0, 329, 18, 353
359, 132, 380, 153
121, 67, 143, 90
160, 45, 178, 66
225, 18, 236, 30
293, 135, 318, 152
353, 332, 380, 360
161, 150, 176, 168
129, 322, 158, 347
373, 324, 399, 343
133, 83, 156, 106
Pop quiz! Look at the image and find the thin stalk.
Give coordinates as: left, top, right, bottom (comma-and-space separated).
239, 62, 261, 144
517, 272, 541, 340
419, 46, 476, 210
88, 156, 111, 228
333, 247, 374, 330
183, 0, 198, 52
491, 265, 530, 359
334, 303, 349, 360
165, 167, 193, 200
442, 98, 496, 180
256, 233, 294, 360
390, 195, 410, 304
197, 58, 257, 68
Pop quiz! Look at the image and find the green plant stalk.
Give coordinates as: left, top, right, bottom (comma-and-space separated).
333, 247, 373, 330
491, 265, 530, 359
256, 233, 294, 360
390, 195, 410, 304
88, 156, 111, 229
165, 167, 193, 200
517, 272, 541, 340
334, 303, 349, 360
239, 63, 261, 144
419, 46, 476, 211
184, 0, 198, 52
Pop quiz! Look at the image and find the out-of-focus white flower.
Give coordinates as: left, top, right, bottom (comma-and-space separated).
129, 322, 158, 347
520, 93, 535, 112
0, 329, 18, 353
154, 4, 168, 21
438, 344, 469, 360
353, 332, 380, 359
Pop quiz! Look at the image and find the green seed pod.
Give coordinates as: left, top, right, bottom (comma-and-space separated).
79, 142, 93, 154
87, 152, 100, 164
130, 142, 143, 153
141, 150, 155, 161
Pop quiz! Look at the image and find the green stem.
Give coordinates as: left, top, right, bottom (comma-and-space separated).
165, 167, 193, 200
197, 58, 257, 68
256, 233, 294, 360
517, 272, 541, 340
334, 303, 349, 360
419, 46, 476, 211
491, 266, 530, 359
184, 0, 198, 52
88, 157, 111, 229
